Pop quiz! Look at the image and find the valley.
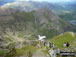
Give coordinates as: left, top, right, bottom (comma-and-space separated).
0, 1, 76, 57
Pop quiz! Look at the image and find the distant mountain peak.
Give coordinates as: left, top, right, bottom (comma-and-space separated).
0, 1, 54, 12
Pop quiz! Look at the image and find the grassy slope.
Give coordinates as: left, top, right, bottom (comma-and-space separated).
0, 8, 76, 40
0, 45, 38, 57
0, 50, 7, 56
52, 32, 76, 49
59, 13, 75, 21
16, 45, 38, 56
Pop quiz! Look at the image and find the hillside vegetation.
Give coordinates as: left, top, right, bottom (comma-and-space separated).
52, 32, 76, 49
0, 8, 76, 47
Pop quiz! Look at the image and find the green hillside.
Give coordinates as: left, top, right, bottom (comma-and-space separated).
0, 8, 76, 49
59, 13, 74, 21
52, 32, 76, 49
0, 8, 75, 40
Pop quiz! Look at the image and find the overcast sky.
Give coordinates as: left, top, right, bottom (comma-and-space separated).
0, 0, 75, 2
15, 0, 75, 2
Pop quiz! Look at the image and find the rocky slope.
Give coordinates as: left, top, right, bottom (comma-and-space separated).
0, 7, 75, 45
0, 1, 76, 57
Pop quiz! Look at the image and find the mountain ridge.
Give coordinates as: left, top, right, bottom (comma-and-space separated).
0, 8, 75, 39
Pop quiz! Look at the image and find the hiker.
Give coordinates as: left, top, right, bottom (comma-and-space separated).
63, 42, 70, 47
49, 42, 52, 48
66, 42, 70, 47
63, 42, 66, 47
48, 42, 52, 48
44, 41, 47, 46
52, 43, 55, 48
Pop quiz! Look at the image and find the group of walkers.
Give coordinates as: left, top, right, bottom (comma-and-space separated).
63, 42, 70, 47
